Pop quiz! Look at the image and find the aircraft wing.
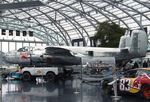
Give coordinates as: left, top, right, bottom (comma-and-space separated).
41, 47, 82, 65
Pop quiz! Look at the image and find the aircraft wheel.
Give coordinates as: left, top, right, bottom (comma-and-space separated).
22, 72, 31, 81
46, 72, 56, 82
141, 85, 150, 99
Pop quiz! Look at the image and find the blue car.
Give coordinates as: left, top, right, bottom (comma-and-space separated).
2, 71, 22, 80
9, 72, 22, 79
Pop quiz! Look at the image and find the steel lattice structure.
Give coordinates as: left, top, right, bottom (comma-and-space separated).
0, 0, 150, 46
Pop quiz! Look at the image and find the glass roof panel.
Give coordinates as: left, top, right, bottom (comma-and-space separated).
0, 0, 150, 46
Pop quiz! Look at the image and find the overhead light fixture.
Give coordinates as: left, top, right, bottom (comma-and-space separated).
0, 1, 45, 10
112, 0, 123, 3
76, 0, 83, 2
40, 0, 56, 4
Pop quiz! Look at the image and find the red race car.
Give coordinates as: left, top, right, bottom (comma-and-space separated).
114, 68, 150, 99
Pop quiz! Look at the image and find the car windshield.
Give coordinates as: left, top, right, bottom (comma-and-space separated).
123, 69, 137, 78
143, 70, 150, 77
138, 69, 150, 77
17, 46, 33, 52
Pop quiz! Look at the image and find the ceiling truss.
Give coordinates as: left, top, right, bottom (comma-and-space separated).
0, 0, 149, 46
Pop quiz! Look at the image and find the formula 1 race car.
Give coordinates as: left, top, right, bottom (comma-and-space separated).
109, 68, 150, 99
1, 70, 22, 80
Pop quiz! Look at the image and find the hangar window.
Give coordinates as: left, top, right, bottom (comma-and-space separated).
29, 31, 33, 37
16, 30, 20, 36
9, 30, 13, 36
23, 31, 27, 36
2, 29, 6, 35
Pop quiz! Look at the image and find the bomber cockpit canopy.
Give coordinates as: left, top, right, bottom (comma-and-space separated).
17, 46, 34, 52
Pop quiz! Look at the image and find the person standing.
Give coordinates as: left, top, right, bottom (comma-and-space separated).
143, 61, 148, 68
132, 62, 139, 69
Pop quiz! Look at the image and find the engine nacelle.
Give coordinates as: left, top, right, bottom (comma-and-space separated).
119, 35, 131, 48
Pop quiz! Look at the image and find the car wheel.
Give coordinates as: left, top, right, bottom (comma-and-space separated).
46, 72, 56, 82
2, 73, 7, 79
22, 72, 31, 81
102, 80, 112, 94
141, 85, 150, 99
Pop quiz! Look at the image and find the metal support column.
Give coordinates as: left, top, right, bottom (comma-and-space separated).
0, 41, 2, 52
0, 77, 2, 102
140, 14, 142, 26
22, 42, 23, 48
8, 42, 10, 52
15, 41, 17, 51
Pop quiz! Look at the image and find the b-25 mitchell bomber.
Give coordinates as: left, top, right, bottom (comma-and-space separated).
3, 30, 148, 67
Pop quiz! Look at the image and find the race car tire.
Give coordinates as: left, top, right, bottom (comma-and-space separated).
46, 72, 56, 82
102, 80, 112, 94
22, 72, 31, 81
141, 85, 150, 99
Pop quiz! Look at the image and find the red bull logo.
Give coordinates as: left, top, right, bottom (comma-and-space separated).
20, 52, 28, 60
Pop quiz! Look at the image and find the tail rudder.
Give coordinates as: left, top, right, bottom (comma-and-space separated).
129, 30, 148, 57
119, 30, 148, 57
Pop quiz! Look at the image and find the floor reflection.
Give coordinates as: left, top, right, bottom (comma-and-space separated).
1, 78, 149, 102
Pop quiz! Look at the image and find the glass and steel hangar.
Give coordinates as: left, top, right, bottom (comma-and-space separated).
0, 0, 150, 46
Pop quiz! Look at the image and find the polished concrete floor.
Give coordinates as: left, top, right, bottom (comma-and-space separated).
1, 78, 149, 102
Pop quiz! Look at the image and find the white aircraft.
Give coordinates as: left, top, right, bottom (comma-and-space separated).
3, 30, 148, 67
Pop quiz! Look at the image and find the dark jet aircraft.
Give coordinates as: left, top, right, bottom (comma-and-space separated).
3, 30, 148, 67
3, 46, 81, 67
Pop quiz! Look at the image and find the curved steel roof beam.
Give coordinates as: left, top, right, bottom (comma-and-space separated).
43, 6, 90, 46
103, 0, 144, 30
1, 15, 65, 43
5, 10, 55, 43
4, 0, 97, 44
53, 11, 87, 46
3, 0, 97, 28
52, 1, 99, 37
30, 10, 89, 46
17, 9, 69, 45
32, 8, 71, 46
53, 1, 98, 28
82, 2, 130, 29
82, 3, 114, 23
0, 17, 8, 28
3, 0, 57, 45
134, 0, 150, 20
34, 26, 65, 45
51, 1, 115, 45
0, 23, 59, 45
116, 2, 150, 24
0, 20, 60, 45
